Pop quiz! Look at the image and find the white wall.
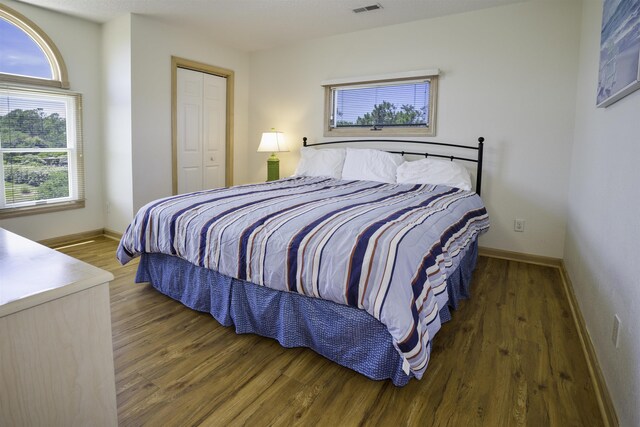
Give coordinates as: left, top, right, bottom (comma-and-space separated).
102, 14, 133, 234
249, 0, 582, 258
2, 0, 633, 422
129, 14, 251, 214
565, 2, 640, 426
0, 0, 104, 241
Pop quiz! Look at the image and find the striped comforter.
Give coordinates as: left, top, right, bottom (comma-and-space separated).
117, 176, 489, 378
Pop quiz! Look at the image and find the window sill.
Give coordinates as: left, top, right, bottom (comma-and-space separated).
324, 126, 435, 138
0, 199, 85, 219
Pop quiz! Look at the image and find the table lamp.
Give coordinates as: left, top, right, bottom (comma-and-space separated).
257, 129, 288, 181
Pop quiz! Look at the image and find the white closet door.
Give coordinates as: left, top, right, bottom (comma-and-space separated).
202, 73, 226, 190
177, 68, 203, 194
177, 68, 226, 194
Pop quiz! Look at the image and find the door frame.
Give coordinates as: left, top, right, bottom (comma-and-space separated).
171, 56, 234, 194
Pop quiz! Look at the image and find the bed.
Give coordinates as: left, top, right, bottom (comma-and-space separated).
117, 137, 489, 386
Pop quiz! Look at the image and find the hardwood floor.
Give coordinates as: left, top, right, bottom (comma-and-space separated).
56, 237, 603, 426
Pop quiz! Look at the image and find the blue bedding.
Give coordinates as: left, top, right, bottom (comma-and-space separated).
135, 240, 478, 386
118, 177, 489, 380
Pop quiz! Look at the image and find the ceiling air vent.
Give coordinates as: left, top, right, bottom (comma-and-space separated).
353, 3, 383, 13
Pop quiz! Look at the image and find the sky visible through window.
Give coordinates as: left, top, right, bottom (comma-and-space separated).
335, 82, 429, 124
0, 17, 52, 79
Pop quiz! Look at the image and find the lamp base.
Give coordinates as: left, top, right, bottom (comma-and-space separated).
266, 154, 280, 181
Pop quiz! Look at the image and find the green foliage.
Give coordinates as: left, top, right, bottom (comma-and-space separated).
0, 108, 66, 148
1, 107, 70, 202
4, 151, 69, 203
354, 101, 426, 126
14, 153, 45, 166
337, 102, 427, 127
4, 167, 50, 186
4, 182, 37, 203
38, 170, 69, 199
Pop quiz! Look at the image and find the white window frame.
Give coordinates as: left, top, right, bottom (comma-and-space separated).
0, 3, 83, 219
323, 70, 439, 137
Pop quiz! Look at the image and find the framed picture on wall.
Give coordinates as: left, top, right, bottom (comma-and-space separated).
597, 0, 640, 108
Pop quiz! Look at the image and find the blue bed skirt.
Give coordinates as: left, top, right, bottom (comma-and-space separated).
135, 240, 478, 386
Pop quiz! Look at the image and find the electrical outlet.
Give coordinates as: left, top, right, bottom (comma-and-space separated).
106, 202, 111, 215
514, 219, 525, 232
612, 315, 621, 348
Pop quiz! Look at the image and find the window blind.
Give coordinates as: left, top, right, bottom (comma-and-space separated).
331, 80, 430, 128
0, 85, 83, 208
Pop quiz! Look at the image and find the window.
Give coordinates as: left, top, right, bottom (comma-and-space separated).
323, 70, 438, 137
0, 3, 82, 218
0, 17, 51, 79
0, 4, 68, 88
0, 87, 83, 212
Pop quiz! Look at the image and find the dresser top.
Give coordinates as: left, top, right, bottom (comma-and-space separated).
0, 228, 114, 317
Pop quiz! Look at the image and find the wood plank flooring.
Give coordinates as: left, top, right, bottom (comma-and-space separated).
55, 237, 603, 426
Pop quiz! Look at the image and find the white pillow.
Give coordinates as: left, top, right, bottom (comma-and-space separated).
396, 158, 472, 191
294, 147, 346, 179
341, 148, 404, 183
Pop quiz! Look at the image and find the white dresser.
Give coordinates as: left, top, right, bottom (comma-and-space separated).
0, 228, 117, 426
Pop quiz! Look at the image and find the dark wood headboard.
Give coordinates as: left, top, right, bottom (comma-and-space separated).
302, 137, 485, 196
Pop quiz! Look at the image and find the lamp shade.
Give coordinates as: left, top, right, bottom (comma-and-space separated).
257, 130, 288, 153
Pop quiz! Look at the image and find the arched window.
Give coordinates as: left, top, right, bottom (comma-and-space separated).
0, 4, 68, 87
0, 3, 83, 218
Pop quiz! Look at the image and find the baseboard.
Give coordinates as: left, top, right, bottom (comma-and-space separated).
559, 262, 618, 427
478, 246, 562, 267
103, 228, 123, 241
38, 229, 105, 248
38, 228, 122, 248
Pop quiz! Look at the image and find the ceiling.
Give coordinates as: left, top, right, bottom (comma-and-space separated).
18, 0, 526, 52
